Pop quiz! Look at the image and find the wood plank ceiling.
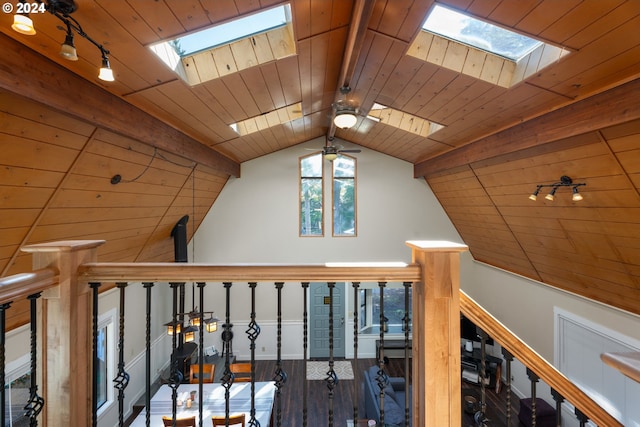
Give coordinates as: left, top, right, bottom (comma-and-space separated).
0, 0, 639, 316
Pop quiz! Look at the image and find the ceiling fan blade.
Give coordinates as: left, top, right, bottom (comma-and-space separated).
339, 149, 361, 153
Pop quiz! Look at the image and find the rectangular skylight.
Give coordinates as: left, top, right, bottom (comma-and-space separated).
423, 5, 542, 61
174, 4, 290, 56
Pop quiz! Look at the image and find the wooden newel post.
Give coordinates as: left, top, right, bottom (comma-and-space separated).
407, 240, 468, 427
22, 240, 105, 427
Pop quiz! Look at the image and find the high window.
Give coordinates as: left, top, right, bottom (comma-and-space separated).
299, 153, 323, 236
299, 153, 358, 237
332, 155, 356, 236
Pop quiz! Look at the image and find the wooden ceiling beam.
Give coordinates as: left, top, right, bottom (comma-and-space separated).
0, 33, 240, 177
414, 78, 640, 178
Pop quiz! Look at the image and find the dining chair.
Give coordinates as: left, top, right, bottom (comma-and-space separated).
161, 415, 196, 426
229, 362, 252, 382
211, 413, 246, 426
190, 363, 215, 383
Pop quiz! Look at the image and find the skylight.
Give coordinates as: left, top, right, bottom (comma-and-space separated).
366, 103, 444, 137
149, 3, 296, 86
423, 5, 541, 61
174, 4, 290, 56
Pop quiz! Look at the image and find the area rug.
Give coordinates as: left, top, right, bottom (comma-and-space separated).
306, 360, 354, 380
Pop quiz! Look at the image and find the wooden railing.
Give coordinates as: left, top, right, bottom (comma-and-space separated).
0, 240, 625, 426
461, 290, 623, 427
0, 269, 59, 301
0, 268, 60, 427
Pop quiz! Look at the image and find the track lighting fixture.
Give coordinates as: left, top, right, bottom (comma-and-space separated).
11, 0, 115, 82
529, 175, 586, 202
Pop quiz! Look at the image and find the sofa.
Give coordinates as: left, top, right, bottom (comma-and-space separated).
363, 365, 411, 426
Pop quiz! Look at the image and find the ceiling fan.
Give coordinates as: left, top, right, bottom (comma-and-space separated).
320, 137, 361, 162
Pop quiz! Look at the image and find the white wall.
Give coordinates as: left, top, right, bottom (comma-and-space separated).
190, 137, 464, 359
194, 136, 461, 264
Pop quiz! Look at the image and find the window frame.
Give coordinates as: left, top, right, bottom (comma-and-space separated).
299, 152, 324, 237
331, 154, 357, 237
358, 285, 412, 335
96, 308, 117, 419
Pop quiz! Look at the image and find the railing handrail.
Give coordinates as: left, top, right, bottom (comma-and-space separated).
460, 290, 623, 427
0, 268, 59, 305
77, 262, 422, 283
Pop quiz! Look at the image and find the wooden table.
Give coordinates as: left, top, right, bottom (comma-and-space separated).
129, 381, 276, 426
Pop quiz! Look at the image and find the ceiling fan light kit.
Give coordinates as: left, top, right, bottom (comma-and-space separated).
334, 109, 358, 129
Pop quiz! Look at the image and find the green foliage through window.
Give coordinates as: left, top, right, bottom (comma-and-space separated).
333, 155, 356, 236
300, 153, 323, 236
299, 152, 357, 237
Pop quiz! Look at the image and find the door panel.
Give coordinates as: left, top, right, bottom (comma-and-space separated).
309, 282, 345, 358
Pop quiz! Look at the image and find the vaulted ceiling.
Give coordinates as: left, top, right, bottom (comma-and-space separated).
1, 0, 639, 320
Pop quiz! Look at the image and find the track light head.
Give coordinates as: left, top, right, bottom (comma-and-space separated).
99, 55, 114, 81
545, 187, 557, 201
572, 186, 583, 201
59, 29, 78, 60
12, 13, 36, 35
529, 186, 542, 201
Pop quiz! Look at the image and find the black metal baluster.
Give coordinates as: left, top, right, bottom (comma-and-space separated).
24, 292, 44, 427
502, 348, 514, 426
0, 301, 12, 427
376, 281, 387, 427
352, 282, 360, 423
90, 282, 101, 427
527, 367, 540, 427
403, 281, 411, 426
574, 407, 589, 427
143, 282, 154, 427
167, 282, 183, 427
197, 282, 206, 427
114, 282, 130, 427
551, 388, 564, 427
221, 282, 233, 422
272, 282, 287, 427
325, 282, 338, 427
476, 329, 489, 425
301, 282, 309, 427
246, 282, 261, 427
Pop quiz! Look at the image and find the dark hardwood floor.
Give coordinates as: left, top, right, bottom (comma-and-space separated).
126, 357, 522, 426
236, 358, 521, 426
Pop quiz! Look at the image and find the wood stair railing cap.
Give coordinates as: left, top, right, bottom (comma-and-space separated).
601, 351, 640, 384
